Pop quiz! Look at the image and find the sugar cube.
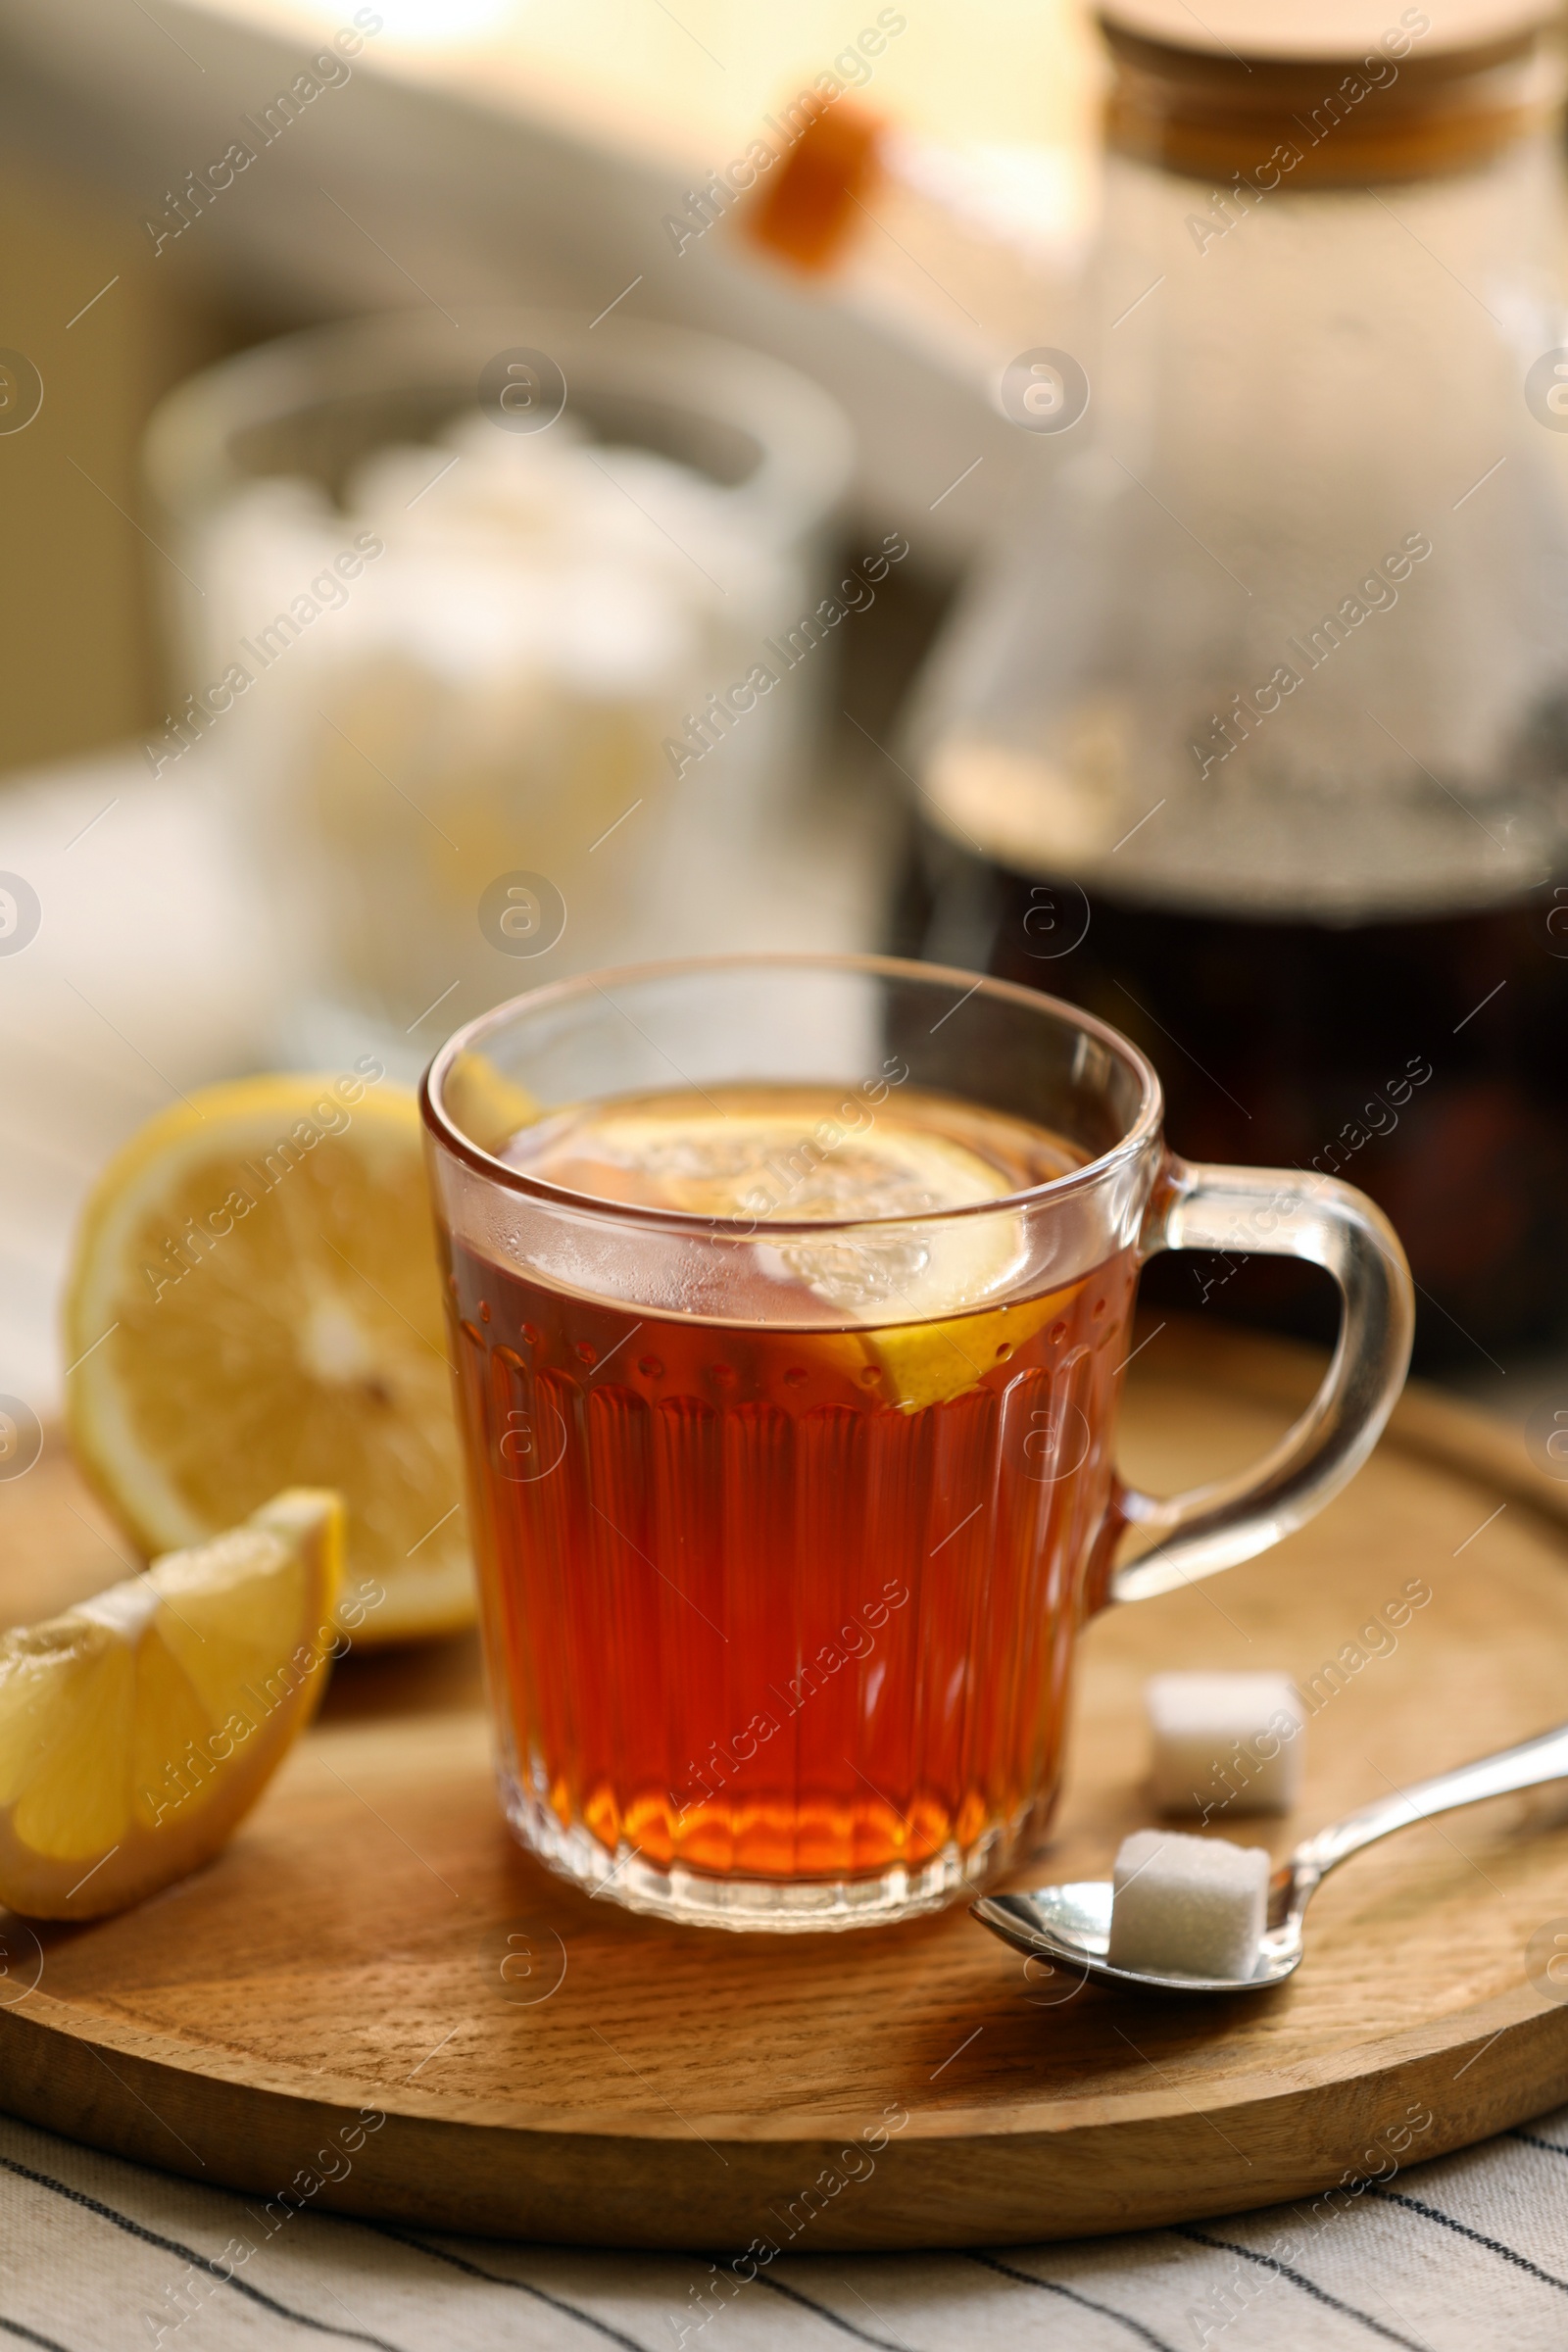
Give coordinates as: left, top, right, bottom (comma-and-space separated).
1107, 1829, 1271, 1980
1146, 1672, 1305, 1817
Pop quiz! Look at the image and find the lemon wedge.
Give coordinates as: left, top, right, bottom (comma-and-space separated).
64, 1074, 471, 1644
0, 1489, 341, 1920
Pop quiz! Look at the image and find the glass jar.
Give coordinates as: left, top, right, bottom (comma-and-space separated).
143, 311, 854, 1079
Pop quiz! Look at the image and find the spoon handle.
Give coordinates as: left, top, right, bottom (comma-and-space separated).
1290, 1719, 1568, 1884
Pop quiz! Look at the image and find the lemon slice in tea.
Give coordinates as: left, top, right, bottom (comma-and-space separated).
502, 1085, 1078, 1408
65, 1074, 470, 1642
0, 1489, 341, 1920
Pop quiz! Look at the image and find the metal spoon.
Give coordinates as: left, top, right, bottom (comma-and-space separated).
972, 1718, 1568, 1996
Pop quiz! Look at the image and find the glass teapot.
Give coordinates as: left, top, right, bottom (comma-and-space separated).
913, 0, 1568, 923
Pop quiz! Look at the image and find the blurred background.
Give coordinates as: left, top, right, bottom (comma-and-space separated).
8, 0, 1568, 1435
0, 0, 1099, 773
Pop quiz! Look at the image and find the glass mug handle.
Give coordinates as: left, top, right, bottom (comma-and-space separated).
1108, 1155, 1415, 1605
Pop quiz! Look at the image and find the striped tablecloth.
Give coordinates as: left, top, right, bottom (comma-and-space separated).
5, 2099, 1568, 2351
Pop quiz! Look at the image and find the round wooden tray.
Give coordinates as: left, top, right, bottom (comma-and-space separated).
3, 1321, 1568, 2249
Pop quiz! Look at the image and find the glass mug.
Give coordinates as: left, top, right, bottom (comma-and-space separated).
420, 956, 1412, 1930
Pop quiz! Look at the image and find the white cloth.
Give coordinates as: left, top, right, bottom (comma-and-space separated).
4, 2101, 1568, 2350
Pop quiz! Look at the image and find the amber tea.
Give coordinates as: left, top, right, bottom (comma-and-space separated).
444, 1080, 1139, 1913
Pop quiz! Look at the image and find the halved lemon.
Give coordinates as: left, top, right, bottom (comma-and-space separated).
0, 1489, 341, 1920
65, 1074, 471, 1644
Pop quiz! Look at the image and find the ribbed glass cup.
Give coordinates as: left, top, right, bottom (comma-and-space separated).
421, 956, 1411, 1930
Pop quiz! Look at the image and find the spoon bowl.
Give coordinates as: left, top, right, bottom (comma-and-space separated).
973, 1873, 1304, 1996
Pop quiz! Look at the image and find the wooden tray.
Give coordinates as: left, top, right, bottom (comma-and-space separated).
4, 1321, 1568, 2249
